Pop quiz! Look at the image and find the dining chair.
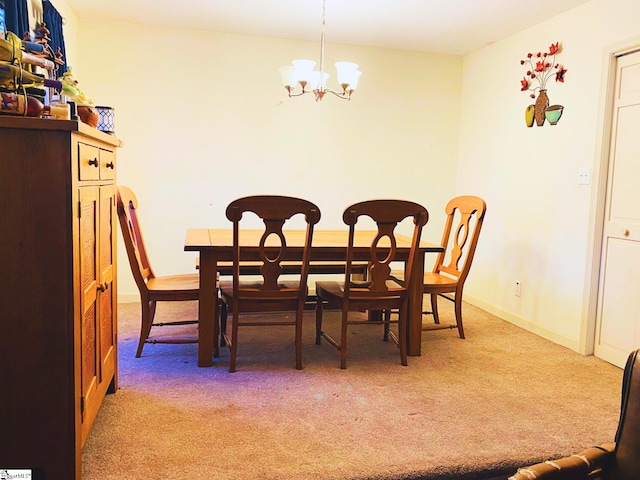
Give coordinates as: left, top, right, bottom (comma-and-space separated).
508, 348, 639, 480
117, 185, 219, 358
315, 199, 429, 369
219, 195, 321, 372
390, 195, 486, 339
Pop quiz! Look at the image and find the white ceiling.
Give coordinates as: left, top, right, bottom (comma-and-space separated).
63, 0, 590, 55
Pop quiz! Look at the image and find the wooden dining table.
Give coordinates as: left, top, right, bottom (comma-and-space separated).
184, 229, 444, 367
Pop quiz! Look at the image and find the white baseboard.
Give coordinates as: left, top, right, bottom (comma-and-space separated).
118, 293, 140, 304
464, 295, 581, 353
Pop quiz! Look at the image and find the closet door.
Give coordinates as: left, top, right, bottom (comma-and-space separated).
595, 49, 640, 368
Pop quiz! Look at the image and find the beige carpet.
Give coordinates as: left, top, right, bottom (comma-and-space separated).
81, 300, 623, 480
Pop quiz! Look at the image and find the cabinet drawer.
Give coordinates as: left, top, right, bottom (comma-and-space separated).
79, 143, 116, 181
79, 143, 100, 181
100, 149, 116, 180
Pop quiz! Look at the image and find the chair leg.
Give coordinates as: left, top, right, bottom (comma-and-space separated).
340, 308, 349, 369
295, 307, 303, 370
229, 311, 239, 373
383, 309, 391, 341
398, 308, 408, 366
136, 300, 156, 358
430, 294, 440, 324
213, 300, 220, 359
220, 301, 228, 347
454, 293, 465, 339
315, 296, 324, 345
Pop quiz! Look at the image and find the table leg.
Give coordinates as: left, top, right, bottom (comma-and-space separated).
198, 252, 218, 367
407, 250, 425, 356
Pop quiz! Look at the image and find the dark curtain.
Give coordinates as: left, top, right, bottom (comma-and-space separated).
43, 0, 66, 75
5, 0, 29, 38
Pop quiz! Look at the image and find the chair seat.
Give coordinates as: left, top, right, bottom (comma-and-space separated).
316, 279, 405, 302
390, 270, 457, 290
220, 279, 306, 303
147, 273, 200, 298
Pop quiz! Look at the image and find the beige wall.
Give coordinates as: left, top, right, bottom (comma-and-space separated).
60, 0, 640, 353
457, 0, 640, 351
64, 19, 462, 301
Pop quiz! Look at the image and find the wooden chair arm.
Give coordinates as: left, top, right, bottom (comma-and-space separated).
508, 443, 615, 480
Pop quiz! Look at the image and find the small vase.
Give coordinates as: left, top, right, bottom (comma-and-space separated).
534, 89, 549, 126
525, 105, 535, 128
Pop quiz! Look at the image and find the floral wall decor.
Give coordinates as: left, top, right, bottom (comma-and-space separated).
520, 42, 567, 127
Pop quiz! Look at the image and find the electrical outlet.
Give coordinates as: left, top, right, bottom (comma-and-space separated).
515, 281, 522, 297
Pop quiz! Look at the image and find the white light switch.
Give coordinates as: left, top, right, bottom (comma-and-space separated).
578, 167, 591, 185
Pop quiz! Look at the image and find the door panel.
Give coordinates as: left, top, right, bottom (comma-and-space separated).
595, 50, 640, 367
79, 186, 99, 419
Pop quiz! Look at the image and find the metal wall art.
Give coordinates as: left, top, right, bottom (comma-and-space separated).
519, 42, 567, 127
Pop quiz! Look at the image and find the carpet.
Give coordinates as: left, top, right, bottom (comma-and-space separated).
81, 300, 622, 480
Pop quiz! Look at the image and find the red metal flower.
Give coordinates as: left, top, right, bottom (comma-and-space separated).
519, 42, 566, 95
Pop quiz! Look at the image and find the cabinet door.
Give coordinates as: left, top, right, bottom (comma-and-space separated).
79, 186, 100, 425
99, 184, 116, 388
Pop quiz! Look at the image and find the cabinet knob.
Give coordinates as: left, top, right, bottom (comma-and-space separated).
106, 161, 114, 169
97, 282, 109, 292
89, 158, 99, 167
622, 229, 630, 237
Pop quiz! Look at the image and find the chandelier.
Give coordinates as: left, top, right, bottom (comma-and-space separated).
278, 0, 362, 101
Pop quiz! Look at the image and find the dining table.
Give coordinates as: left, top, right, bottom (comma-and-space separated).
184, 228, 444, 367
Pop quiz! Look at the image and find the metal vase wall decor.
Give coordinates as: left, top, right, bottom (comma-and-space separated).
520, 42, 567, 127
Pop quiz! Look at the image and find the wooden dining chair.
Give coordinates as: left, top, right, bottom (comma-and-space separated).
219, 195, 321, 372
390, 195, 486, 339
315, 199, 429, 369
117, 185, 218, 358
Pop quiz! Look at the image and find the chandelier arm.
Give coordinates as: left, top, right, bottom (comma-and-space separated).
288, 91, 311, 98
324, 88, 351, 100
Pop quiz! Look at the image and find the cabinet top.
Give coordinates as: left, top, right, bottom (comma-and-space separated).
0, 116, 122, 147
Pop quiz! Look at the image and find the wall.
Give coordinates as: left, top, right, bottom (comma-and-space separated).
457, 0, 640, 351
61, 0, 640, 353
66, 19, 463, 301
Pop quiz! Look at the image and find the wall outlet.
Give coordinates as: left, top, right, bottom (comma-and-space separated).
515, 281, 522, 297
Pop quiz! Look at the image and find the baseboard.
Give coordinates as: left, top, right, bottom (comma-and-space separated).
464, 295, 580, 353
118, 293, 140, 304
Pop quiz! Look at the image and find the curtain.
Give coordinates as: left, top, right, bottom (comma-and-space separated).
43, 0, 66, 75
5, 0, 29, 38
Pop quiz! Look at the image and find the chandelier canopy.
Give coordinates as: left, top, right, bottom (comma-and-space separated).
278, 0, 362, 101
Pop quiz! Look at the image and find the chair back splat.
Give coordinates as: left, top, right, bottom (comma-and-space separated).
219, 195, 321, 372
315, 199, 429, 369
116, 186, 203, 358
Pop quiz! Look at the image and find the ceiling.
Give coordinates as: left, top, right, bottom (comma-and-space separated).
62, 0, 590, 55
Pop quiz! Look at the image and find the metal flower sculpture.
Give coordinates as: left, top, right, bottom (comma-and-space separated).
519, 42, 567, 127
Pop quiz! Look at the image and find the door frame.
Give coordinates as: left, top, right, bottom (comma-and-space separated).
582, 35, 640, 355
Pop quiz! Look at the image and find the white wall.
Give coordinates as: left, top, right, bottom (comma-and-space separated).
65, 19, 462, 301
457, 0, 640, 351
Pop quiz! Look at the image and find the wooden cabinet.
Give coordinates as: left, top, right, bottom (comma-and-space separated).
0, 117, 121, 479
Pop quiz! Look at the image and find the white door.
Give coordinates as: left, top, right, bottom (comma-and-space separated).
595, 49, 640, 368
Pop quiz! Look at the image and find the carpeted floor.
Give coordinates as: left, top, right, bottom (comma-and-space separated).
81, 300, 623, 480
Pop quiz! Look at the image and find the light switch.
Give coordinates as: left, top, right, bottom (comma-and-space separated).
578, 167, 591, 185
